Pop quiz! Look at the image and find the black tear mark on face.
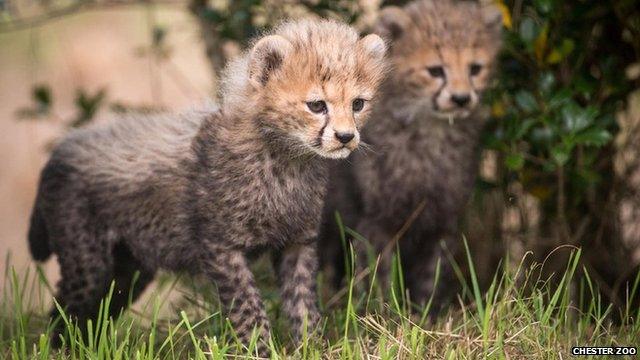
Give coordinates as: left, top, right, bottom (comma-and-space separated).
315, 115, 329, 148
260, 51, 283, 86
432, 77, 447, 111
321, 69, 332, 82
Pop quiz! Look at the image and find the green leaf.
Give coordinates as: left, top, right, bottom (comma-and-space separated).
559, 38, 575, 56
71, 88, 107, 128
534, 24, 549, 64
546, 49, 561, 64
538, 72, 556, 95
577, 168, 601, 185
514, 118, 537, 139
15, 84, 53, 120
534, 0, 554, 13
561, 103, 598, 133
530, 127, 553, 144
547, 39, 575, 64
547, 89, 572, 109
505, 153, 525, 171
33, 85, 52, 108
515, 91, 538, 112
152, 26, 167, 47
574, 75, 597, 98
201, 8, 224, 22
551, 145, 570, 166
519, 18, 537, 43
574, 128, 612, 146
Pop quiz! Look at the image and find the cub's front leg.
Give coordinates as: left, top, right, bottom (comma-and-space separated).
275, 241, 320, 341
203, 247, 271, 356
408, 233, 460, 316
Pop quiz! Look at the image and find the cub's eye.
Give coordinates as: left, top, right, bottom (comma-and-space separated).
427, 66, 445, 78
470, 63, 483, 76
352, 98, 365, 112
306, 100, 327, 114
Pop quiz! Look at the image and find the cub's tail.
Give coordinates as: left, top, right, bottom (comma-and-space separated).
28, 197, 51, 262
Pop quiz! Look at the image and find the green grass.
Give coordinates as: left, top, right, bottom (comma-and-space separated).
2, 244, 639, 359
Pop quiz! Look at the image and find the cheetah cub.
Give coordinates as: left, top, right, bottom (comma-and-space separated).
319, 0, 502, 312
28, 19, 386, 354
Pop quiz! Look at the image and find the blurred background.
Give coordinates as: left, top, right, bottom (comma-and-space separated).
0, 3, 214, 291
1, 0, 640, 313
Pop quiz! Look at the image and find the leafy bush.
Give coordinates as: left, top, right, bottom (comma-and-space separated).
483, 0, 638, 237
479, 0, 640, 306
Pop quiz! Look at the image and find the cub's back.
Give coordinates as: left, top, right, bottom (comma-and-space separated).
49, 107, 212, 185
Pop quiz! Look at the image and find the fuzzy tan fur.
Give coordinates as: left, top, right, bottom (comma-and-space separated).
319, 0, 502, 312
28, 19, 386, 356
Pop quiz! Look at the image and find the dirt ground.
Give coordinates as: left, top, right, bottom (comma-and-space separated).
0, 6, 212, 292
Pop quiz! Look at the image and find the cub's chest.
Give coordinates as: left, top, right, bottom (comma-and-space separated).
378, 133, 444, 183
222, 163, 327, 245
264, 178, 321, 220
371, 124, 478, 196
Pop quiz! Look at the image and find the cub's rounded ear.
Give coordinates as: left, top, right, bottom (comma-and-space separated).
481, 3, 503, 34
249, 35, 293, 88
373, 6, 411, 42
359, 33, 387, 60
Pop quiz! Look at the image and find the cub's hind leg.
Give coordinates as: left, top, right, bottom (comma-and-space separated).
47, 212, 115, 347
109, 242, 155, 318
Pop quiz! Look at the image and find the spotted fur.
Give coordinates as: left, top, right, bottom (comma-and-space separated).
319, 0, 502, 312
28, 19, 386, 355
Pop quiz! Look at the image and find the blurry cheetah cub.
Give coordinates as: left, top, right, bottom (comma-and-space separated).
320, 0, 502, 312
28, 19, 386, 355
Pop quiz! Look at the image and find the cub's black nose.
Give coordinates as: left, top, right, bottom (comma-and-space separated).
335, 132, 355, 144
451, 94, 471, 107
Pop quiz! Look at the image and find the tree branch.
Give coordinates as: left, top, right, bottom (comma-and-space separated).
0, 0, 183, 33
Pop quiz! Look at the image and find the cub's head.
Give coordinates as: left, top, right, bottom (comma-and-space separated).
375, 0, 502, 120
222, 19, 387, 159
